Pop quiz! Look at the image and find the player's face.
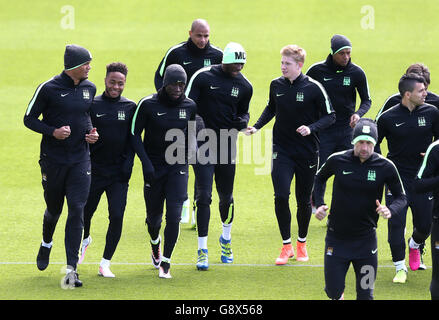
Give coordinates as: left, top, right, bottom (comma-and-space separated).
105, 72, 126, 98
281, 55, 302, 81
408, 82, 427, 106
222, 63, 244, 77
332, 48, 351, 67
189, 25, 210, 49
70, 62, 91, 81
165, 82, 185, 100
354, 140, 374, 162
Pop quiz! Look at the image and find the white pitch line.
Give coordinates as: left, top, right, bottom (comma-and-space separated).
0, 261, 414, 268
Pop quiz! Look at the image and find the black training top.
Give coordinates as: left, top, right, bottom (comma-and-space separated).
185, 64, 253, 133
89, 93, 136, 174
306, 55, 371, 128
131, 89, 197, 170
154, 38, 223, 90
375, 103, 439, 176
24, 71, 96, 165
253, 73, 335, 158
314, 150, 406, 239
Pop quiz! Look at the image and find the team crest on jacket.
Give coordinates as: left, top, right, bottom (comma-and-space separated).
204, 59, 211, 67
231, 87, 239, 97
343, 77, 351, 86
296, 92, 304, 102
118, 111, 125, 120
418, 116, 426, 127
83, 89, 90, 100
367, 170, 376, 181
179, 109, 187, 119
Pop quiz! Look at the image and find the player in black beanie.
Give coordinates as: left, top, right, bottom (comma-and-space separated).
307, 34, 371, 214
63, 44, 93, 85
64, 44, 92, 70
162, 64, 187, 88
24, 44, 97, 287
131, 64, 197, 279
330, 34, 352, 55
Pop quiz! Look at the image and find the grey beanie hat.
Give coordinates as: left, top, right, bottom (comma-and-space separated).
163, 64, 187, 87
330, 34, 352, 55
351, 118, 378, 145
64, 44, 92, 70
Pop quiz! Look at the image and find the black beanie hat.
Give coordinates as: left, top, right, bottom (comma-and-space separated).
64, 44, 92, 70
330, 34, 352, 55
163, 64, 187, 87
351, 118, 378, 145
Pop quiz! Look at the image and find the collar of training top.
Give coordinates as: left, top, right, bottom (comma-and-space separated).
157, 87, 186, 107
325, 53, 351, 72
60, 71, 88, 87
282, 72, 305, 85
102, 91, 121, 102
187, 37, 210, 56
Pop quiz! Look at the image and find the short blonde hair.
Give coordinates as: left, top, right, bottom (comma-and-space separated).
280, 45, 306, 63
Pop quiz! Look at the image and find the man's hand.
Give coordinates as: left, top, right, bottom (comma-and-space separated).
350, 114, 360, 128
85, 127, 99, 144
296, 125, 311, 136
53, 125, 71, 140
315, 205, 329, 221
244, 126, 258, 136
376, 199, 391, 219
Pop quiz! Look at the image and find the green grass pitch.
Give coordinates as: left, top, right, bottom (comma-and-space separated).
1, 0, 438, 302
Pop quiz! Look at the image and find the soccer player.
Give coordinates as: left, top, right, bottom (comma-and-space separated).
131, 64, 196, 278
185, 42, 253, 270
376, 63, 439, 269
414, 140, 439, 300
376, 73, 439, 283
24, 44, 98, 287
78, 62, 136, 278
375, 63, 439, 119
306, 34, 371, 210
246, 44, 335, 264
154, 19, 223, 225
314, 118, 406, 300
154, 19, 223, 90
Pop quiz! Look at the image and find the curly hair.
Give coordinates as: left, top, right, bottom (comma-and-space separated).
106, 62, 128, 76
